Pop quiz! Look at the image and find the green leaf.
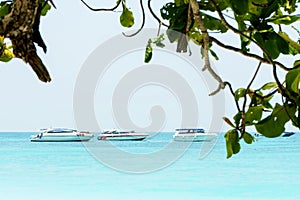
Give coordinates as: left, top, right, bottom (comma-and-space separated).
234, 112, 242, 126
230, 0, 249, 15
260, 82, 277, 90
286, 68, 300, 95
224, 129, 240, 158
253, 32, 288, 59
294, 60, 300, 68
41, 3, 51, 16
243, 132, 255, 144
0, 3, 11, 18
144, 40, 153, 63
278, 31, 300, 54
0, 49, 14, 62
245, 106, 263, 125
152, 34, 165, 48
255, 103, 297, 138
234, 88, 246, 101
268, 15, 300, 25
174, 0, 189, 6
120, 2, 134, 28
210, 49, 219, 60
202, 14, 228, 33
223, 117, 235, 128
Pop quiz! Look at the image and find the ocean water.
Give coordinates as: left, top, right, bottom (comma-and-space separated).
0, 132, 299, 200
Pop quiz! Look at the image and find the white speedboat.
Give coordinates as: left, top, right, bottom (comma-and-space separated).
97, 130, 148, 141
173, 128, 217, 142
30, 128, 94, 142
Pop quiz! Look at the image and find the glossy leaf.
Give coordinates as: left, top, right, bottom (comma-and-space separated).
41, 3, 51, 16
278, 31, 300, 54
223, 117, 235, 128
230, 0, 248, 15
202, 14, 228, 33
152, 34, 166, 48
255, 103, 297, 138
243, 132, 255, 144
268, 15, 300, 25
260, 82, 277, 90
174, 0, 189, 6
234, 88, 246, 101
144, 40, 153, 63
210, 49, 219, 60
225, 129, 240, 158
254, 32, 289, 59
294, 60, 300, 68
0, 3, 11, 18
0, 49, 14, 62
286, 67, 300, 95
120, 2, 134, 28
234, 112, 242, 126
245, 106, 263, 125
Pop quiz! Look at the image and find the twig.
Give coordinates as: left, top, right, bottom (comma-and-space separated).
148, 0, 168, 27
80, 0, 121, 11
240, 62, 262, 138
210, 37, 290, 71
123, 0, 145, 37
190, 0, 225, 95
224, 81, 241, 113
209, 0, 291, 102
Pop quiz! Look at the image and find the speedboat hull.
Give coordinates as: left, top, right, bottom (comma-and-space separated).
97, 132, 148, 141
30, 128, 94, 142
173, 128, 217, 142
173, 133, 217, 142
30, 135, 94, 142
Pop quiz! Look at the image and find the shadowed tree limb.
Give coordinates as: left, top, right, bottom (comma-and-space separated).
0, 0, 51, 82
190, 0, 225, 95
80, 0, 121, 12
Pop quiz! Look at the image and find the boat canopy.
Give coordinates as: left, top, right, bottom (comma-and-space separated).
46, 128, 77, 133
175, 128, 205, 133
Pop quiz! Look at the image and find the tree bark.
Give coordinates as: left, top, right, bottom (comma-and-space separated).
0, 0, 51, 82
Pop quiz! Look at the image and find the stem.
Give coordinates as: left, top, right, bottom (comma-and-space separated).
240, 62, 262, 138
123, 0, 145, 37
80, 0, 121, 11
190, 0, 225, 95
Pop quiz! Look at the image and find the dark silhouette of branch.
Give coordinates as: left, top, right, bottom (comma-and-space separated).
190, 0, 225, 95
148, 0, 168, 27
240, 62, 262, 138
0, 0, 51, 82
209, 0, 291, 102
46, 0, 56, 9
210, 37, 290, 71
224, 81, 241, 112
80, 0, 121, 11
123, 0, 145, 37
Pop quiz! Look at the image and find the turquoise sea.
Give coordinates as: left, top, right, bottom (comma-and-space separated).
0, 132, 299, 200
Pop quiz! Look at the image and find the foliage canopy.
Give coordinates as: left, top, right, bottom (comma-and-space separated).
0, 0, 300, 158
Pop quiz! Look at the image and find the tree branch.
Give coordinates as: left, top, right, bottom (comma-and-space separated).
210, 37, 290, 71
0, 0, 51, 82
123, 0, 145, 37
190, 0, 225, 95
209, 0, 291, 102
148, 0, 168, 27
240, 62, 262, 137
224, 81, 242, 113
80, 0, 121, 12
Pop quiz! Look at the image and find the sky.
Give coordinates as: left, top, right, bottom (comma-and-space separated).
0, 0, 299, 132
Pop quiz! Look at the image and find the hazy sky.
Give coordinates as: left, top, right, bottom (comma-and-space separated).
0, 1, 298, 132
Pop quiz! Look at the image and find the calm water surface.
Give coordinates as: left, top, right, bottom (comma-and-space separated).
0, 132, 299, 200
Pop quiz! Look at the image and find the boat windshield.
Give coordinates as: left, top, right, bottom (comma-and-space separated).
105, 130, 135, 134
47, 129, 76, 133
176, 128, 205, 133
